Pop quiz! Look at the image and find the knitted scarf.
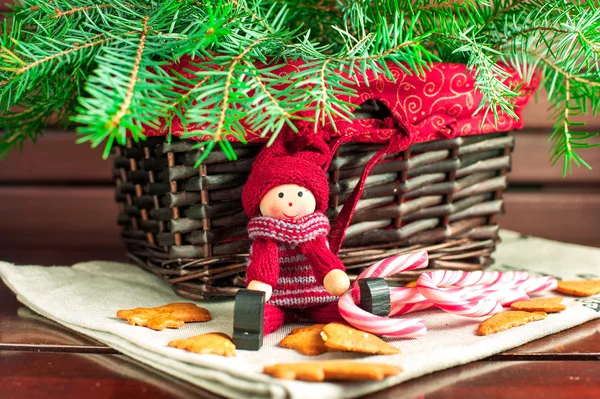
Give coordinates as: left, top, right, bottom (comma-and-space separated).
248, 213, 330, 245
246, 212, 345, 289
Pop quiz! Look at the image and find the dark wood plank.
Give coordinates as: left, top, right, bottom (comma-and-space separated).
2, 245, 127, 266
13, 351, 595, 399
491, 319, 600, 360
0, 351, 222, 399
0, 281, 113, 352
0, 131, 110, 183
2, 130, 600, 184
511, 131, 600, 184
521, 88, 600, 128
501, 189, 600, 247
3, 352, 600, 399
0, 187, 122, 248
372, 360, 600, 399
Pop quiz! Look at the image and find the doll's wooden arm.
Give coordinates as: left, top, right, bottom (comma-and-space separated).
246, 280, 273, 302
300, 236, 350, 296
323, 269, 350, 297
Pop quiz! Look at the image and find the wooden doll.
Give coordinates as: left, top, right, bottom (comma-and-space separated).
241, 134, 350, 334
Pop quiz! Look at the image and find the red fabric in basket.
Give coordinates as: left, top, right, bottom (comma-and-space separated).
143, 56, 540, 146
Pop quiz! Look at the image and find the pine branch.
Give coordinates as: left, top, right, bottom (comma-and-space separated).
527, 49, 600, 175
419, 0, 473, 11
110, 16, 149, 129
215, 36, 268, 142
494, 27, 567, 48
245, 60, 291, 121
1, 0, 599, 172
316, 58, 331, 130
333, 40, 421, 63
0, 34, 115, 86
528, 50, 600, 90
53, 4, 116, 18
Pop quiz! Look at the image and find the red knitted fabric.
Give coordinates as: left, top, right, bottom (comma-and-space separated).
246, 213, 344, 309
263, 302, 344, 334
241, 133, 330, 218
264, 304, 286, 334
303, 302, 345, 324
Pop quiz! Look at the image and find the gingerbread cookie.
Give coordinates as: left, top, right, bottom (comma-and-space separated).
279, 324, 329, 356
321, 322, 401, 355
556, 280, 600, 297
117, 302, 211, 331
263, 360, 402, 381
168, 333, 236, 357
510, 297, 566, 313
477, 311, 547, 336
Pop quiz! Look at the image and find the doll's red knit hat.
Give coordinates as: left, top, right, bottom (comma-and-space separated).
242, 131, 331, 217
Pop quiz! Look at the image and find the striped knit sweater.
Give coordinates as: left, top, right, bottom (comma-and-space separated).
246, 212, 345, 308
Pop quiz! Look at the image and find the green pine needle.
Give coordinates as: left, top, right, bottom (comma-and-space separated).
0, 0, 599, 172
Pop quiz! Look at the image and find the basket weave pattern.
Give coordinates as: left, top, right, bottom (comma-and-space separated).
113, 131, 513, 299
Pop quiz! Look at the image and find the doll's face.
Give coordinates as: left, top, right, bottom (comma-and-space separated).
259, 184, 316, 221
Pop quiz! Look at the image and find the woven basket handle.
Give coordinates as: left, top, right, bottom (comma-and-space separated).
328, 144, 391, 254
327, 104, 417, 255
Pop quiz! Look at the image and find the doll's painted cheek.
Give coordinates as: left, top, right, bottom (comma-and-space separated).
269, 205, 282, 216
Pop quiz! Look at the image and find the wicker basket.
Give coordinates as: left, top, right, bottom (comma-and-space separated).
113, 125, 513, 299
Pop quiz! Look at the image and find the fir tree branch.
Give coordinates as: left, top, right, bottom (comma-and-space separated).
49, 3, 149, 19
486, 0, 524, 24
110, 16, 150, 128
169, 76, 210, 109
2, 0, 599, 172
231, 0, 275, 34
419, 0, 472, 11
494, 27, 567, 48
0, 35, 114, 86
526, 50, 600, 89
286, 1, 336, 12
53, 4, 113, 18
526, 49, 600, 175
244, 60, 292, 120
333, 40, 420, 63
215, 36, 268, 142
316, 58, 330, 130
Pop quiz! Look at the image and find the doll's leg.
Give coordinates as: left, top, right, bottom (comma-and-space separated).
264, 303, 286, 334
303, 301, 344, 324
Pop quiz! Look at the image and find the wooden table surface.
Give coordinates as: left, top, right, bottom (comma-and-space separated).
1, 251, 599, 399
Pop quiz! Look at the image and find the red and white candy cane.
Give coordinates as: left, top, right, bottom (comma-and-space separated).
417, 270, 559, 315
352, 251, 429, 287
338, 291, 428, 337
416, 270, 504, 317
338, 250, 559, 337
340, 251, 430, 336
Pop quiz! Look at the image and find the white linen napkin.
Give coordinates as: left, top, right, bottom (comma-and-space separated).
1, 230, 599, 399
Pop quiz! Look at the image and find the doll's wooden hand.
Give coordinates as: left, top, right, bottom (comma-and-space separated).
247, 280, 273, 302
323, 269, 350, 296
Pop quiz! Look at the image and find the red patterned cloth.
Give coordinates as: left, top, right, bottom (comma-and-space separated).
144, 57, 540, 147
246, 213, 344, 309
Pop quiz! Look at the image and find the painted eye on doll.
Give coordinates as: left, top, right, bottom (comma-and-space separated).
298, 191, 303, 197
278, 192, 284, 198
